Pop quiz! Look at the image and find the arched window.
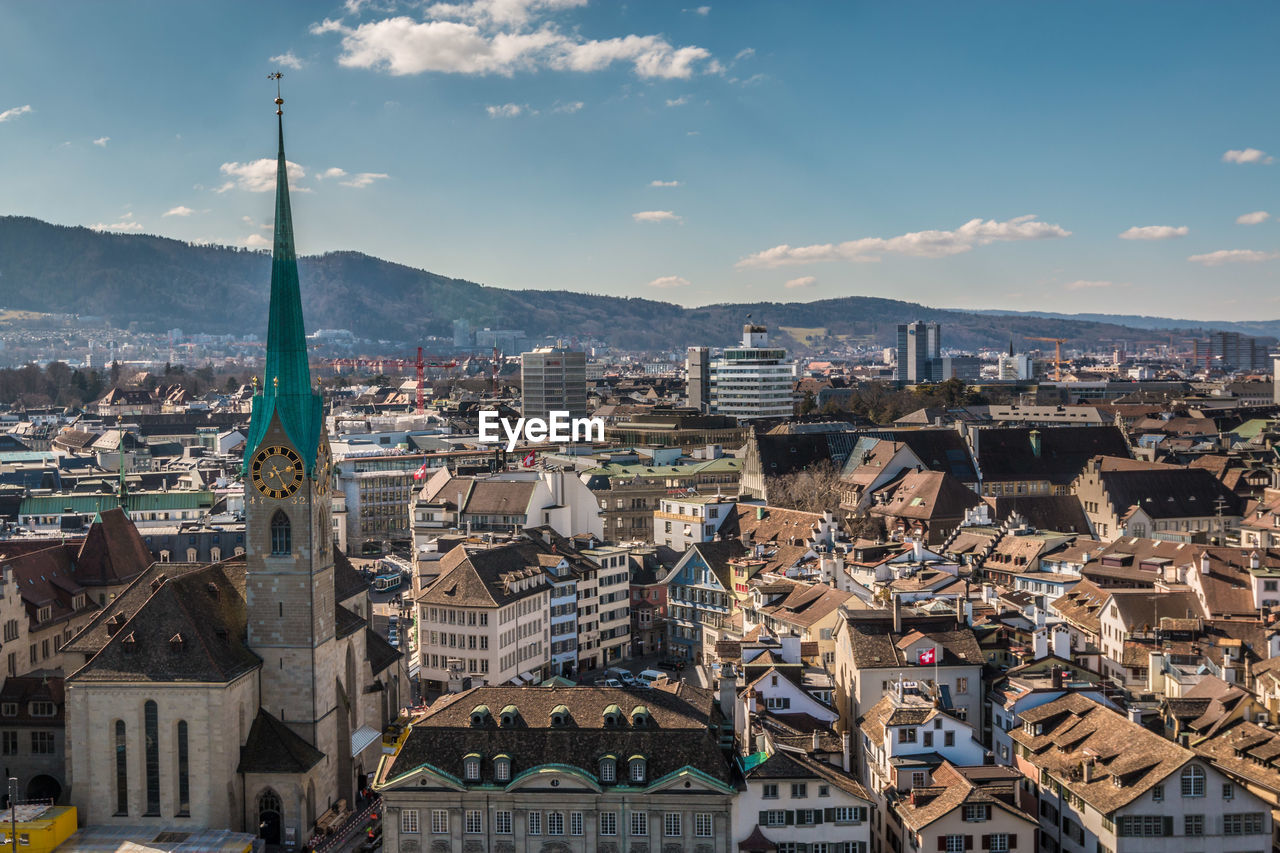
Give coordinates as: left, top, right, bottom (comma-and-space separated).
464, 754, 481, 781
494, 755, 511, 782
1181, 765, 1205, 797
114, 720, 128, 816
599, 756, 616, 783
258, 789, 283, 845
144, 701, 160, 815
629, 756, 646, 784
270, 512, 291, 556
185, 548, 198, 562
210, 547, 221, 562
176, 720, 190, 816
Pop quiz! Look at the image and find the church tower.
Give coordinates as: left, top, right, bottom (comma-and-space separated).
243, 89, 338, 752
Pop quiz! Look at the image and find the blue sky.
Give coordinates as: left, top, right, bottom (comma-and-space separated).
0, 1, 1276, 319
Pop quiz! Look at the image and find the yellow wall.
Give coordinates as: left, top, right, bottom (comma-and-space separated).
3, 805, 76, 853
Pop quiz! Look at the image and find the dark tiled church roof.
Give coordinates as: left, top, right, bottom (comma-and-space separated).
238, 707, 325, 774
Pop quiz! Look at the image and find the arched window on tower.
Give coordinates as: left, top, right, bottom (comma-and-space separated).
144, 700, 160, 815
270, 512, 291, 556
114, 720, 128, 816
176, 720, 190, 816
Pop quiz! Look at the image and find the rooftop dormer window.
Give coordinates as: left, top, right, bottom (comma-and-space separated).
631, 706, 651, 728
494, 754, 511, 782
500, 705, 519, 728
603, 704, 623, 728
470, 705, 491, 728
29, 701, 54, 717
599, 755, 616, 783
463, 753, 481, 781
629, 756, 646, 784
550, 704, 570, 727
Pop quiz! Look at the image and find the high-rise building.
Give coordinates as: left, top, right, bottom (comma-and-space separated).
708, 324, 796, 420
686, 346, 710, 412
896, 320, 941, 384
521, 346, 588, 420
451, 318, 471, 349
1209, 330, 1268, 372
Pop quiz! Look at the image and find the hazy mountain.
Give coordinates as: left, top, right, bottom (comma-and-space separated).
0, 216, 1255, 353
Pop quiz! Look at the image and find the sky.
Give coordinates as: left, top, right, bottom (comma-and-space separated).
0, 0, 1277, 320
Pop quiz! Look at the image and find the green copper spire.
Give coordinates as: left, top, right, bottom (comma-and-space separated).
243, 87, 323, 474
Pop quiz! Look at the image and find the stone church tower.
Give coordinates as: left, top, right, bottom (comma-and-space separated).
242, 93, 341, 760
63, 93, 404, 846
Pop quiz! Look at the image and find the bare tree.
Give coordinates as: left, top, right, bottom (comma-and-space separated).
767, 459, 846, 515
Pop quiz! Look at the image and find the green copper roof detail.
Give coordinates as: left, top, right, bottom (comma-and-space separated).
244, 110, 323, 474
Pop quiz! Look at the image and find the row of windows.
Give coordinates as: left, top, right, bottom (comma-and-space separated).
114, 703, 190, 818
403, 808, 713, 837
0, 731, 54, 754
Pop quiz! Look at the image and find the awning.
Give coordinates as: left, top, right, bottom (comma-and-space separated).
351, 725, 381, 758
519, 670, 536, 683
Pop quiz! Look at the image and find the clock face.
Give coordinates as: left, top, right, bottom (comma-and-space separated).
251, 445, 304, 499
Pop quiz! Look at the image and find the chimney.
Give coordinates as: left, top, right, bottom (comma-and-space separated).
1081, 758, 1094, 783
1251, 551, 1261, 570
912, 539, 924, 564
718, 664, 736, 719
1200, 552, 1211, 575
893, 595, 902, 634
1051, 665, 1063, 689
842, 731, 851, 773
1127, 706, 1143, 726
812, 730, 821, 752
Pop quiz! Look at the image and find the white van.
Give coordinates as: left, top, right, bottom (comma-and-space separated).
637, 669, 667, 687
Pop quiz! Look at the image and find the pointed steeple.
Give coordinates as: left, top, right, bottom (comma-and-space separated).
243, 84, 323, 473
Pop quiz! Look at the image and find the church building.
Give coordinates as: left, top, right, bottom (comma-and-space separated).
64, 93, 404, 846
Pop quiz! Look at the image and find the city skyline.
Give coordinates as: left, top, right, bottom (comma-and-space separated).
0, 1, 1277, 319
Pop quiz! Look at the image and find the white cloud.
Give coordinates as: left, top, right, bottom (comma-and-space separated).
737, 214, 1071, 268
552, 100, 584, 113
650, 179, 681, 187
734, 47, 755, 61
318, 167, 348, 179
633, 210, 682, 223
216, 158, 306, 192
320, 14, 715, 79
1188, 249, 1280, 266
486, 103, 524, 117
270, 51, 304, 69
683, 5, 710, 14
163, 206, 194, 217
339, 172, 389, 188
243, 233, 273, 249
0, 104, 32, 123
1237, 210, 1270, 225
90, 214, 144, 233
92, 136, 110, 147
784, 276, 817, 289
665, 95, 690, 107
648, 275, 690, 289
1065, 280, 1114, 290
1222, 148, 1274, 165
427, 0, 588, 27
1118, 224, 1188, 241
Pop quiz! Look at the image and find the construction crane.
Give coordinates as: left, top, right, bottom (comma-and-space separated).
1024, 336, 1068, 381
415, 346, 425, 414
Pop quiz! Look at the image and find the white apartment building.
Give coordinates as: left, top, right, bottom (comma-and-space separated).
708, 325, 796, 420
654, 494, 738, 551
416, 542, 551, 691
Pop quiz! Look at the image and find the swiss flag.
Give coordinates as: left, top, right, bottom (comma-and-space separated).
413, 461, 429, 480
917, 647, 936, 665
522, 451, 536, 468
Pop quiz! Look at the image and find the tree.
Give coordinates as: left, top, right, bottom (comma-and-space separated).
798, 390, 817, 415
768, 459, 846, 515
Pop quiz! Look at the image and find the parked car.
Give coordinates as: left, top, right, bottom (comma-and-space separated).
637, 669, 667, 687
658, 658, 686, 671
597, 678, 622, 688
606, 667, 636, 686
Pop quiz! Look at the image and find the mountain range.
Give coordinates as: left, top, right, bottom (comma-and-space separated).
0, 215, 1267, 354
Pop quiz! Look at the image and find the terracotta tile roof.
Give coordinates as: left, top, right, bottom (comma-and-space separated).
872, 470, 982, 521
416, 542, 551, 609
1196, 720, 1280, 794
1011, 694, 1194, 813
894, 761, 1034, 832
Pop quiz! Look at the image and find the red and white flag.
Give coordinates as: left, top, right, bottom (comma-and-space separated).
522, 451, 536, 468
917, 647, 936, 665
413, 460, 429, 480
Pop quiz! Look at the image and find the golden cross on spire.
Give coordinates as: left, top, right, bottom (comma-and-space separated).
268, 71, 284, 114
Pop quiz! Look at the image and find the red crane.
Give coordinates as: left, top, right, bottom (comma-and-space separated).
416, 346, 425, 414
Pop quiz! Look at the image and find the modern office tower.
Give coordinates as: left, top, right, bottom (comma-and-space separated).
521, 346, 588, 419
686, 346, 710, 412
452, 318, 471, 349
708, 324, 796, 420
896, 320, 941, 384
